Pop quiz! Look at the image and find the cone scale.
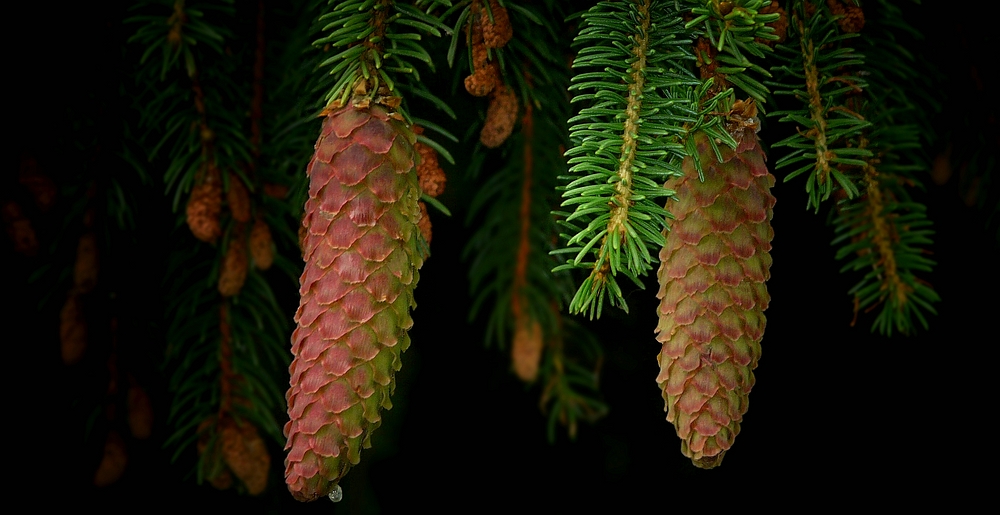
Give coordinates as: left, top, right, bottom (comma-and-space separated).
284, 103, 422, 501
655, 130, 774, 468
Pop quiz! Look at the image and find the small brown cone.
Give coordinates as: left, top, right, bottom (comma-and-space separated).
2, 201, 38, 257
218, 226, 249, 297
417, 201, 432, 244
19, 155, 57, 212
186, 166, 223, 242
250, 217, 274, 271
93, 431, 128, 487
415, 143, 446, 197
478, 0, 513, 49
827, 0, 865, 33
220, 417, 271, 495
73, 232, 99, 294
60, 293, 87, 365
511, 317, 543, 382
464, 25, 500, 97
127, 383, 153, 440
480, 86, 518, 148
227, 173, 253, 223
465, 62, 501, 98
197, 417, 234, 490
757, 4, 788, 46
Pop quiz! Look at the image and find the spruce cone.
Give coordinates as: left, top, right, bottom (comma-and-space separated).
2, 200, 38, 257
476, 0, 513, 49
186, 167, 223, 242
93, 431, 128, 487
19, 155, 56, 212
218, 226, 249, 297
73, 232, 99, 294
60, 293, 87, 365
227, 173, 252, 223
415, 142, 446, 197
416, 200, 432, 245
197, 417, 234, 490
757, 4, 788, 46
655, 129, 775, 468
127, 383, 153, 440
464, 62, 501, 98
827, 0, 865, 33
285, 103, 422, 502
481, 86, 518, 148
464, 28, 500, 97
250, 216, 274, 271
220, 417, 271, 495
512, 317, 543, 382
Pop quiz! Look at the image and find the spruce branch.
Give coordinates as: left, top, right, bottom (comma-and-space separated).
313, 0, 452, 111
683, 0, 778, 104
832, 138, 939, 335
768, 2, 869, 211
825, 0, 939, 335
554, 0, 701, 319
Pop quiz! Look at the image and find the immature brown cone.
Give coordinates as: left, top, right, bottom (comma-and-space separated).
186, 167, 223, 242
415, 145, 446, 197
218, 227, 249, 297
73, 232, 99, 294
655, 117, 774, 468
417, 201, 432, 244
60, 293, 87, 365
127, 383, 153, 440
477, 0, 513, 49
227, 173, 252, 223
757, 3, 788, 46
250, 216, 274, 270
2, 200, 38, 256
481, 86, 518, 148
93, 431, 128, 487
19, 155, 56, 212
465, 62, 501, 97
220, 416, 271, 495
464, 25, 500, 97
511, 317, 543, 382
827, 0, 865, 33
197, 417, 235, 490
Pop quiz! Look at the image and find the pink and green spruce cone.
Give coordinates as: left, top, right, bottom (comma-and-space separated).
285, 103, 422, 501
655, 130, 775, 468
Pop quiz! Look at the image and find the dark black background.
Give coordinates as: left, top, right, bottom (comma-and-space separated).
8, 1, 996, 511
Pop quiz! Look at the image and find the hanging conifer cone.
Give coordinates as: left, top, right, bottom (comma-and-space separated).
218, 225, 249, 297
219, 416, 270, 495
197, 417, 234, 490
73, 232, 99, 294
481, 86, 518, 148
226, 173, 252, 223
2, 200, 38, 257
285, 103, 422, 502
417, 201, 432, 244
655, 110, 775, 468
512, 317, 543, 382
250, 216, 274, 271
476, 0, 513, 49
60, 293, 87, 365
186, 166, 223, 242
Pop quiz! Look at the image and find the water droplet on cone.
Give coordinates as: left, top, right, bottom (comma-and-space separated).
328, 484, 343, 503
